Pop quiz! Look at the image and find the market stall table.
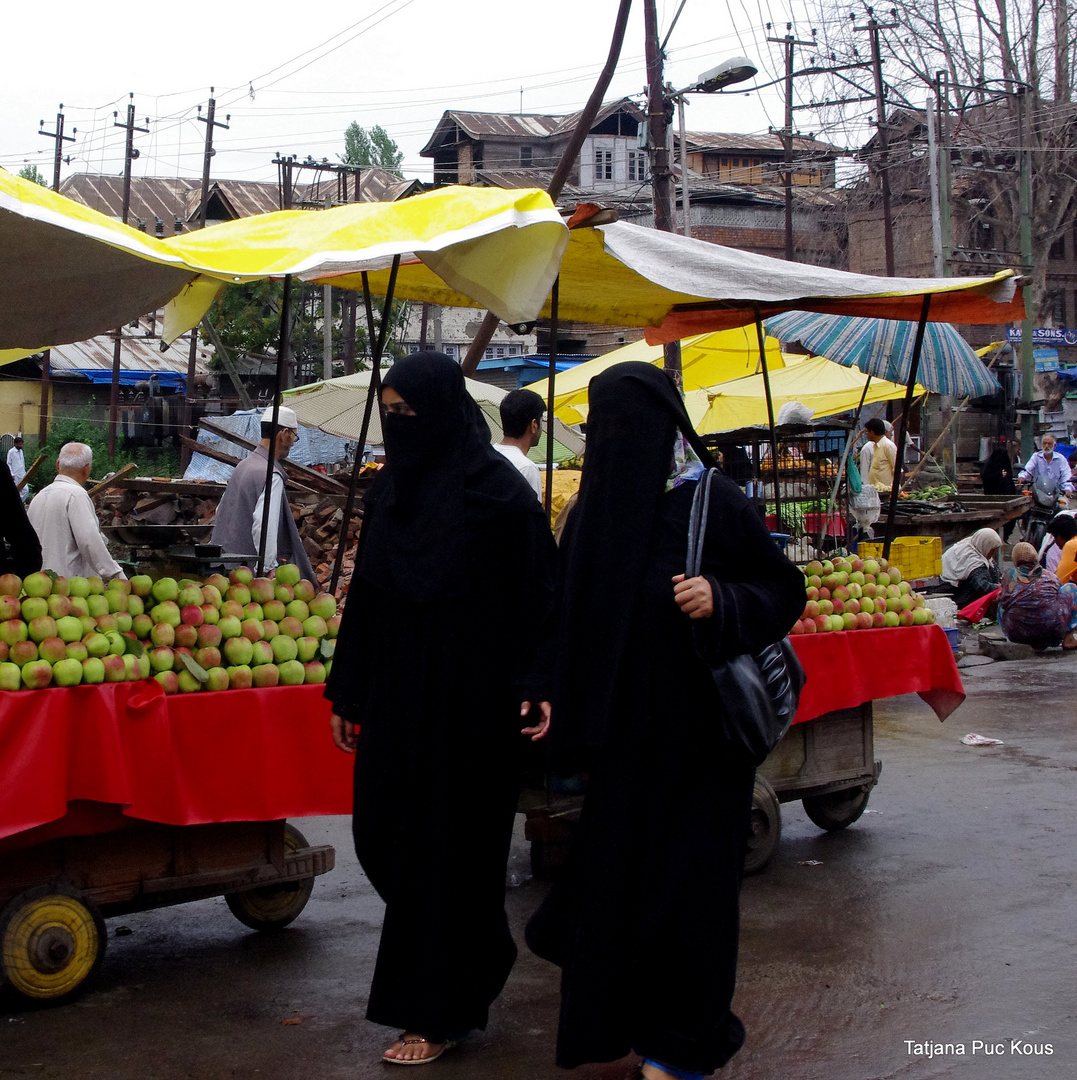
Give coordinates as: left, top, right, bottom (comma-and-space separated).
746, 623, 965, 872
0, 682, 352, 1004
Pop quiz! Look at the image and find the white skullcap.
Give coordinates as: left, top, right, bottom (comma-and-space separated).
262, 405, 299, 430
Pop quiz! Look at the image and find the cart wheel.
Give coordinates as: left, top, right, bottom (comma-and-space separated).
225, 824, 315, 931
744, 776, 781, 876
0, 885, 107, 1004
802, 785, 872, 831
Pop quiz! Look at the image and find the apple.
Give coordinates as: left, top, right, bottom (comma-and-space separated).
104, 631, 127, 657
21, 659, 53, 689
897, 580, 911, 596
0, 573, 23, 597
848, 571, 866, 587
912, 607, 930, 626
150, 601, 182, 628
252, 663, 279, 688
0, 595, 20, 621
806, 575, 822, 589
856, 612, 873, 630
832, 586, 850, 602
65, 640, 88, 662
196, 623, 223, 649
301, 615, 327, 639
845, 599, 860, 615
230, 566, 254, 586
274, 564, 301, 587
226, 665, 253, 690
151, 577, 179, 603
28, 616, 58, 643
842, 612, 859, 631
862, 583, 878, 599
862, 559, 880, 577
270, 635, 298, 663
172, 646, 194, 672
21, 596, 47, 621
150, 646, 175, 672
47, 594, 71, 619
829, 614, 845, 632
888, 567, 902, 582
303, 660, 326, 684
219, 600, 244, 621
0, 619, 28, 646
201, 584, 223, 608
86, 594, 109, 618
296, 636, 319, 663
22, 572, 53, 598
831, 598, 845, 615
10, 640, 38, 667
82, 631, 110, 658
78, 615, 96, 635
817, 587, 831, 602
52, 657, 83, 687
241, 602, 263, 623
223, 636, 254, 667
176, 669, 202, 693
150, 622, 176, 648
805, 560, 824, 577
263, 599, 286, 622
86, 576, 105, 595
804, 586, 819, 601
250, 639, 274, 666
898, 595, 915, 612
885, 584, 901, 600
871, 612, 886, 628
803, 600, 820, 619
180, 604, 204, 627
924, 608, 936, 624
812, 614, 830, 632
154, 670, 179, 694
239, 618, 264, 643
205, 667, 230, 692
250, 578, 275, 604
131, 614, 154, 639
860, 597, 875, 615
847, 583, 862, 599
174, 624, 199, 649
875, 597, 887, 613
177, 585, 204, 609
0, 661, 23, 690
95, 613, 118, 633
106, 577, 130, 595
897, 609, 915, 626
129, 574, 153, 597
261, 620, 280, 640
65, 596, 89, 618
200, 604, 220, 625
278, 659, 305, 685
38, 637, 67, 664
279, 616, 304, 639
194, 645, 222, 670
326, 615, 340, 639
818, 599, 834, 616
204, 574, 230, 595
114, 612, 133, 635
274, 584, 294, 603
226, 584, 251, 606
106, 590, 129, 614
883, 611, 900, 628
217, 616, 242, 639
283, 599, 308, 622
293, 579, 316, 604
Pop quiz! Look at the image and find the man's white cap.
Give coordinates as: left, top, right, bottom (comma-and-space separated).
262, 405, 299, 430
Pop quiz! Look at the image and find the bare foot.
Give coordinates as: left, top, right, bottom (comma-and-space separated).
383, 1033, 452, 1064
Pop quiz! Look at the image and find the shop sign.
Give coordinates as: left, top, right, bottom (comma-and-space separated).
1007, 327, 1077, 345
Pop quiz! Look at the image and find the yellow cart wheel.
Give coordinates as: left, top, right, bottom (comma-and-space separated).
1, 886, 107, 1004
225, 824, 315, 931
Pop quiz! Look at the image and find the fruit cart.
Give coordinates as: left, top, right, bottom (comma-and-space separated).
744, 623, 965, 873
0, 681, 352, 1004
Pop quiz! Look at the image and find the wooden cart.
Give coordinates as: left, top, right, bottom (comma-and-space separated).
0, 814, 334, 1005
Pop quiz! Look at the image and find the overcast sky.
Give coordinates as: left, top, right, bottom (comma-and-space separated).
3, 0, 854, 189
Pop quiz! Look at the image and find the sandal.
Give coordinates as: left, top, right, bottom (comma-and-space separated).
1064, 631, 1077, 651
383, 1034, 456, 1066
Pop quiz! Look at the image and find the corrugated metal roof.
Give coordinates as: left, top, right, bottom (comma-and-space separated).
681, 131, 844, 155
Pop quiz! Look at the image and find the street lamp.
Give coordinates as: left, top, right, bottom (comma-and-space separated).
669, 57, 759, 237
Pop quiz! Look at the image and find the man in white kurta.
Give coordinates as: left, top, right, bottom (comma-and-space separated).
27, 442, 126, 580
6, 435, 28, 502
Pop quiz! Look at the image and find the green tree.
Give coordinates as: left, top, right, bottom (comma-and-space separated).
18, 164, 48, 186
341, 123, 403, 172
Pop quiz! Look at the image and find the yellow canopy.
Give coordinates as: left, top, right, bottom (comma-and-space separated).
526, 328, 784, 425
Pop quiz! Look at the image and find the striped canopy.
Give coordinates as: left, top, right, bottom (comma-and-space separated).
762, 311, 1001, 398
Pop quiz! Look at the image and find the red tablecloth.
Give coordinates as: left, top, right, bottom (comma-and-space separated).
0, 682, 353, 844
790, 624, 965, 725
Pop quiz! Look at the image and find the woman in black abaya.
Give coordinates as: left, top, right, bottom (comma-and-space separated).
527, 363, 804, 1080
325, 352, 556, 1065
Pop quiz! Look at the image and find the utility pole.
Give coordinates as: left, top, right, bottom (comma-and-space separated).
767, 24, 817, 261
854, 9, 898, 276
37, 107, 76, 449
933, 73, 953, 277
181, 91, 230, 471
1016, 86, 1036, 460
107, 95, 148, 458
643, 0, 683, 385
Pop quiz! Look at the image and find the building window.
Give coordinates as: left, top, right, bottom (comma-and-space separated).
496, 347, 505, 357
628, 150, 647, 182
1044, 290, 1066, 325
595, 149, 613, 180
484, 347, 494, 359
520, 146, 532, 167
1049, 232, 1066, 260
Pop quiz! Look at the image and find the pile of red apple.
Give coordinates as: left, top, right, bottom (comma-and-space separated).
791, 555, 936, 634
0, 564, 338, 694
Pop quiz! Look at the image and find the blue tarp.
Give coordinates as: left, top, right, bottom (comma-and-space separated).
183, 409, 353, 484
67, 369, 188, 391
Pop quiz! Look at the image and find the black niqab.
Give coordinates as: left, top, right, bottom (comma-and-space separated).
555, 362, 718, 751
359, 352, 538, 604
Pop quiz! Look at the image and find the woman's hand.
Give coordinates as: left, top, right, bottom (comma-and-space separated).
330, 712, 358, 753
672, 573, 714, 619
521, 700, 551, 741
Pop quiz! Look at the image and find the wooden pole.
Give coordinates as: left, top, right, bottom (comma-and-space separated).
753, 307, 782, 531
544, 277, 560, 520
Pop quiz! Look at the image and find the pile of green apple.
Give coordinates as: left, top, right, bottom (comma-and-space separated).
0, 564, 338, 694
791, 555, 936, 634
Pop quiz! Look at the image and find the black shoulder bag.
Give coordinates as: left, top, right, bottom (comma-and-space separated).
687, 468, 806, 767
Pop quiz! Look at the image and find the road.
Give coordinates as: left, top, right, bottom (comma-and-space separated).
2, 654, 1075, 1079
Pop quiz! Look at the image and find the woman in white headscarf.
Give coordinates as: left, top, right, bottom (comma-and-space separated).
941, 527, 1003, 608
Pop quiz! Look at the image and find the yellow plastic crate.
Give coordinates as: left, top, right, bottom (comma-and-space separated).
857, 536, 943, 580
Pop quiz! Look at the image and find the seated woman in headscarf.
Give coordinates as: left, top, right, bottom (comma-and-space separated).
941, 528, 1003, 609
1045, 513, 1077, 584
324, 353, 557, 1066
526, 363, 804, 1080
998, 541, 1077, 650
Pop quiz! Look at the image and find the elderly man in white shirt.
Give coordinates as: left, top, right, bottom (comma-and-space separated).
27, 442, 126, 580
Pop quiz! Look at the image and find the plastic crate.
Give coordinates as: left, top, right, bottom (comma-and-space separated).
857, 536, 943, 579
942, 626, 960, 655
770, 532, 791, 552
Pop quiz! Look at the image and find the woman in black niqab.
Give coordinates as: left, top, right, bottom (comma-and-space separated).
527, 362, 804, 1080
325, 352, 557, 1065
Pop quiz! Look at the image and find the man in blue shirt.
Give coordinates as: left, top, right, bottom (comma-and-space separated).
1019, 434, 1074, 494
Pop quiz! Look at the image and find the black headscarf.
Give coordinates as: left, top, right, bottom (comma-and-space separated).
358, 352, 539, 604
554, 362, 718, 749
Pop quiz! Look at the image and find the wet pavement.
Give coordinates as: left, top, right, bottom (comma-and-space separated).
2, 653, 1076, 1079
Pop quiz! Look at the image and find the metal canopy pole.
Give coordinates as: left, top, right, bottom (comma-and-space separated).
328, 257, 401, 597
881, 294, 931, 559
820, 375, 873, 555
543, 277, 560, 520
753, 307, 782, 531
257, 274, 293, 575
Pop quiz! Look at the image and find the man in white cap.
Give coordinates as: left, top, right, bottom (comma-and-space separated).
211, 406, 315, 580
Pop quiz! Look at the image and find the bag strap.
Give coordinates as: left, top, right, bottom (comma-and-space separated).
686, 467, 719, 578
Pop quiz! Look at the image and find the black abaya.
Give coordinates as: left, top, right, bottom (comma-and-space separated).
527, 364, 804, 1075
324, 353, 557, 1041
